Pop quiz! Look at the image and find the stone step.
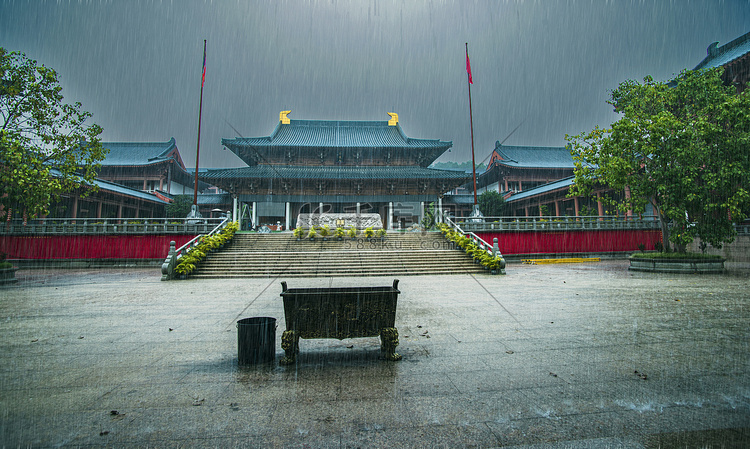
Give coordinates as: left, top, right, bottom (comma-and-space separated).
199, 256, 479, 266
197, 261, 482, 270
205, 249, 466, 257
224, 238, 455, 252
190, 265, 486, 278
187, 231, 490, 278
190, 271, 484, 278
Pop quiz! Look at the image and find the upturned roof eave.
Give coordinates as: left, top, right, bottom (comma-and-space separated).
199, 166, 471, 181
693, 30, 750, 70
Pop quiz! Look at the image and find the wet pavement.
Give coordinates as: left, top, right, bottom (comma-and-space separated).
1, 261, 749, 448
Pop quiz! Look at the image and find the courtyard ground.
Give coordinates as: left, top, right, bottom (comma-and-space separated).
1, 261, 748, 448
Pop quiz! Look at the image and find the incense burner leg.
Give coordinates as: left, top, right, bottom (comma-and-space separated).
380, 327, 402, 361
280, 330, 299, 365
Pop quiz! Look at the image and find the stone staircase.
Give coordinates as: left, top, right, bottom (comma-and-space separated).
190, 232, 487, 278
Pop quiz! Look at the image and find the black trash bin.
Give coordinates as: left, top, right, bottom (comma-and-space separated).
237, 317, 276, 365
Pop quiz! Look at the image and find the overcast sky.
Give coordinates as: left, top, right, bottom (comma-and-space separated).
2, 0, 748, 168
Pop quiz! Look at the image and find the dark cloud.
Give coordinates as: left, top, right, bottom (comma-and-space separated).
1, 0, 747, 167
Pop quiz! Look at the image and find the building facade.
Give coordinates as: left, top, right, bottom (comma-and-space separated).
200, 112, 469, 229
44, 172, 169, 219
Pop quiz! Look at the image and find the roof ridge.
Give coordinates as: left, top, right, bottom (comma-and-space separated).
102, 137, 175, 146
714, 30, 750, 55
288, 119, 390, 126
694, 30, 750, 70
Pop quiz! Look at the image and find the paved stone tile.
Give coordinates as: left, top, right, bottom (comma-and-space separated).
1, 262, 748, 447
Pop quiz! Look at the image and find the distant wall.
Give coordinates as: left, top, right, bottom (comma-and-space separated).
1, 235, 196, 260
687, 235, 750, 264
476, 230, 662, 255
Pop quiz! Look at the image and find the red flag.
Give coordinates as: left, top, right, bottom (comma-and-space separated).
466, 52, 473, 84
201, 51, 206, 87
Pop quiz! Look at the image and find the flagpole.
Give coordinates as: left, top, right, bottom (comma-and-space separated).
466, 43, 478, 207
193, 39, 206, 207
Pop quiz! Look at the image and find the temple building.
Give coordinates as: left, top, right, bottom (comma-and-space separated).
43, 170, 169, 219
97, 138, 205, 196
200, 112, 468, 229
476, 141, 575, 196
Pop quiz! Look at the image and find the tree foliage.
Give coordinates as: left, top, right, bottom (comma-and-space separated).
478, 190, 506, 217
1, 48, 106, 220
567, 68, 750, 252
165, 195, 194, 218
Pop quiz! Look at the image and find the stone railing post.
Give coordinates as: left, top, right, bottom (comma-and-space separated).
160, 241, 177, 281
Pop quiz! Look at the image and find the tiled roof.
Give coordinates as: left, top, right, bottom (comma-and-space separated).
488, 144, 574, 169
694, 31, 750, 70
50, 169, 168, 204
100, 138, 181, 167
196, 193, 232, 206
92, 178, 170, 204
222, 120, 451, 150
443, 194, 476, 205
200, 165, 470, 181
506, 177, 575, 202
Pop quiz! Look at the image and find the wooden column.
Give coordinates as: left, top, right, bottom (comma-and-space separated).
624, 186, 633, 218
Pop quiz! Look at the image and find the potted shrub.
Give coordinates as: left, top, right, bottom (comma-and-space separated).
319, 225, 331, 241
364, 227, 375, 240
293, 226, 305, 240
307, 227, 317, 241
479, 252, 493, 270
376, 228, 387, 240
334, 227, 345, 240
470, 245, 485, 263
485, 255, 506, 275
348, 226, 358, 239
0, 252, 17, 284
457, 235, 471, 250
174, 253, 198, 279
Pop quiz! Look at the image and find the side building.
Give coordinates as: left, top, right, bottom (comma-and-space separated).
478, 142, 575, 196
200, 112, 469, 229
97, 138, 205, 196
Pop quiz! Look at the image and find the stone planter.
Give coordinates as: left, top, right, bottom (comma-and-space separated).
628, 257, 725, 274
0, 267, 18, 284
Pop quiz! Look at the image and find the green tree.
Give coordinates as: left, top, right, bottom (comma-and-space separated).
478, 190, 506, 217
1, 48, 106, 220
165, 195, 194, 218
567, 68, 750, 252
421, 202, 437, 229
